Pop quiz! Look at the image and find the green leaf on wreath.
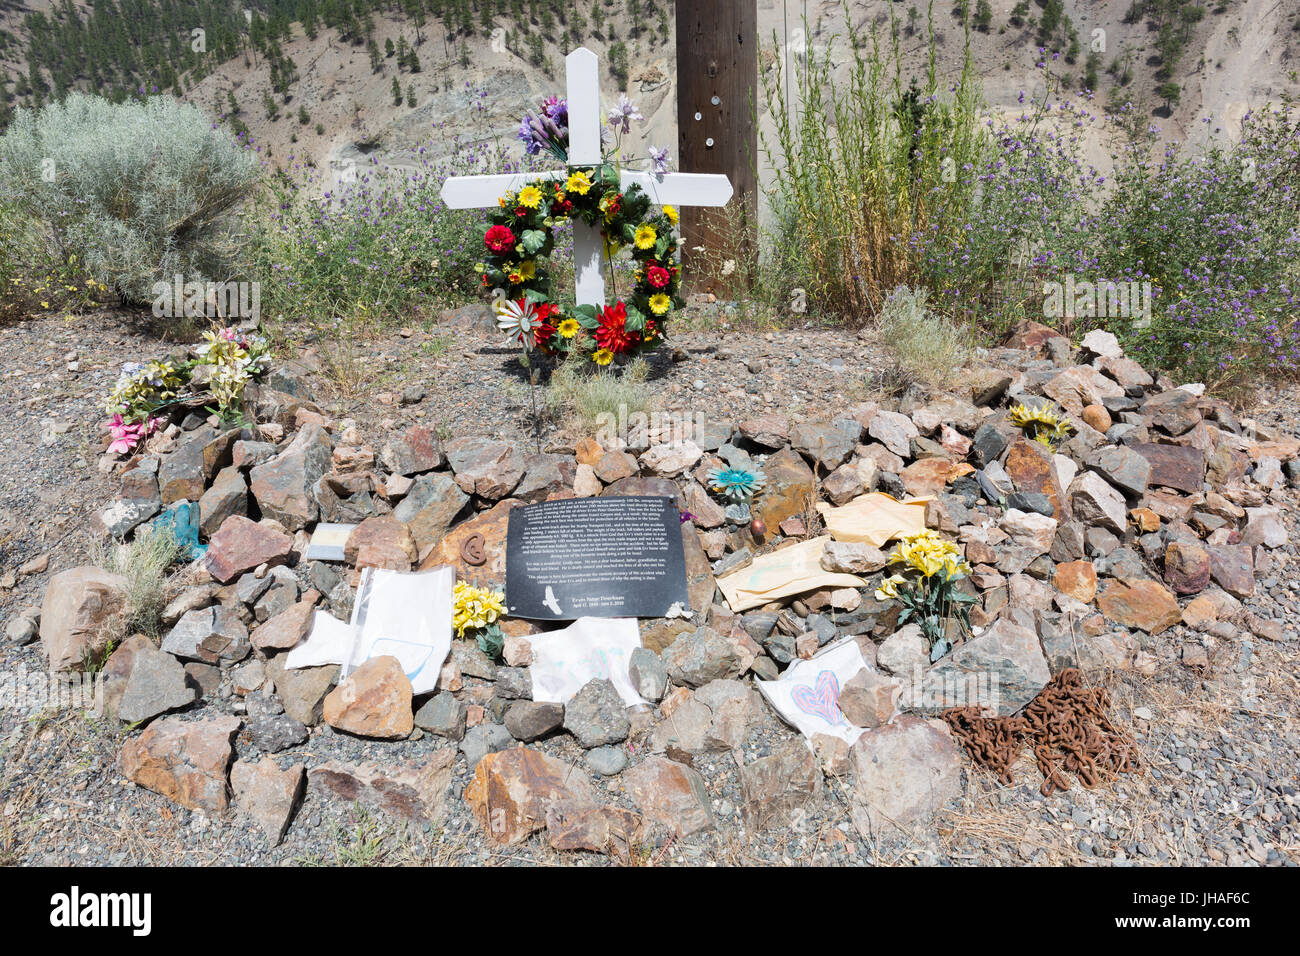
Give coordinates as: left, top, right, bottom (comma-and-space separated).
521, 229, 546, 255
573, 303, 599, 328
624, 306, 646, 331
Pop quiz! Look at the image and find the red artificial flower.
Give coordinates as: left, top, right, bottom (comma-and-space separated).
484, 225, 516, 253
642, 319, 658, 342
646, 264, 671, 289
514, 206, 528, 217
595, 301, 636, 354
532, 302, 560, 351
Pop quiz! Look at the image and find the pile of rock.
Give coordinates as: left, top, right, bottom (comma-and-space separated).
29, 322, 1298, 851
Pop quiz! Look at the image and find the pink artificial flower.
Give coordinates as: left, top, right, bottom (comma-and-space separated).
105, 415, 158, 455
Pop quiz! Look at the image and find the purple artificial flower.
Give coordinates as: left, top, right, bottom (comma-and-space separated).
648, 145, 670, 174
607, 94, 644, 134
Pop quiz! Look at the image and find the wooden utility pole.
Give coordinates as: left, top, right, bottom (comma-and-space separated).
674, 0, 758, 289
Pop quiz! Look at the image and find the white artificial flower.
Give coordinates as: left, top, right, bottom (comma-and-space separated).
495, 297, 539, 350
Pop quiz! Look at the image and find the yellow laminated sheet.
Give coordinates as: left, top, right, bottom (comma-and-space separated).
716, 535, 865, 612
815, 492, 929, 547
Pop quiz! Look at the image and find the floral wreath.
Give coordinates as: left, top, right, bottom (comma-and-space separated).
475, 93, 682, 366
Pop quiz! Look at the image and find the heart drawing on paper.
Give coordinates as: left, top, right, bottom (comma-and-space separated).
791, 670, 842, 725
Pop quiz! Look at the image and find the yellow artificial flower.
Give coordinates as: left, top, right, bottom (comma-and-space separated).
566, 171, 594, 195
889, 529, 968, 580
517, 185, 543, 209
648, 293, 671, 315
634, 224, 657, 249
604, 236, 622, 258
592, 348, 614, 366
558, 318, 579, 338
452, 582, 505, 638
518, 260, 536, 279
663, 204, 679, 225
874, 573, 907, 603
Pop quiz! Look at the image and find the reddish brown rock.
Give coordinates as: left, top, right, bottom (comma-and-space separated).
464, 747, 598, 845
1081, 403, 1112, 433
40, 566, 127, 672
203, 516, 294, 584
1004, 439, 1069, 519
308, 749, 456, 825
119, 715, 241, 813
231, 757, 305, 845
419, 498, 519, 587
753, 447, 816, 528
622, 756, 714, 837
447, 438, 526, 499
574, 437, 604, 466
1141, 388, 1204, 436
1132, 443, 1206, 494
1042, 366, 1124, 417
1164, 541, 1211, 595
900, 458, 974, 498
1054, 560, 1097, 603
545, 805, 647, 860
252, 599, 316, 651
344, 515, 416, 571
1210, 544, 1255, 599
739, 415, 789, 449
593, 450, 638, 484
322, 656, 414, 739
1006, 319, 1060, 352
1131, 507, 1161, 533
1097, 580, 1182, 634
380, 425, 446, 476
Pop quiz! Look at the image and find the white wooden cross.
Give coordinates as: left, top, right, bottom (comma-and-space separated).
440, 47, 733, 309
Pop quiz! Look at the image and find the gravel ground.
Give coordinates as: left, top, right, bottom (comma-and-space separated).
1, 308, 1296, 867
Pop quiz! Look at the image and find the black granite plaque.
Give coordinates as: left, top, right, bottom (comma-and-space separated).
505, 495, 688, 620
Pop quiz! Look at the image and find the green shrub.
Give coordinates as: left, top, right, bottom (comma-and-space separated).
761, 3, 986, 321
0, 92, 259, 304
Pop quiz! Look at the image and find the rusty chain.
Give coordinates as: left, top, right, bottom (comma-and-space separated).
941, 669, 1140, 797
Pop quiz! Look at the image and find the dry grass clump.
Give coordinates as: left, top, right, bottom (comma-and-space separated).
879, 285, 972, 392
546, 351, 655, 436
92, 524, 182, 645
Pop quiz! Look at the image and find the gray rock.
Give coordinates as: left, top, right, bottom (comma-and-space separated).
909, 618, 1050, 716
117, 642, 197, 723
459, 722, 513, 771
494, 666, 533, 700
246, 713, 310, 752
563, 679, 630, 748
849, 716, 963, 836
584, 746, 628, 776
161, 605, 250, 665
662, 626, 744, 688
628, 647, 669, 702
414, 692, 467, 740
5, 610, 39, 645
876, 624, 929, 677
1070, 470, 1127, 534
392, 473, 469, 555
1006, 491, 1054, 517
1085, 445, 1151, 498
740, 740, 823, 829
504, 699, 565, 741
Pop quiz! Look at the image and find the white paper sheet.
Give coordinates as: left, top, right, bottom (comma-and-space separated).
755, 638, 871, 746
284, 610, 356, 669
528, 616, 646, 707
285, 566, 454, 696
